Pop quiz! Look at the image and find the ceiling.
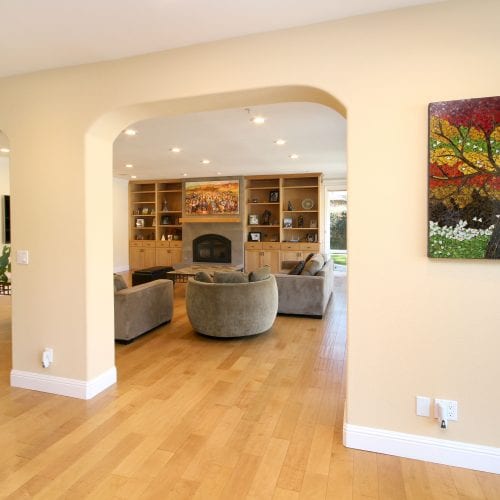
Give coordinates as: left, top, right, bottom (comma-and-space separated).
113, 102, 346, 180
1, 0, 442, 181
0, 0, 443, 79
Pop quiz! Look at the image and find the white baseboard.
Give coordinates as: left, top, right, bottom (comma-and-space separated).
113, 265, 130, 273
344, 423, 500, 474
10, 366, 117, 400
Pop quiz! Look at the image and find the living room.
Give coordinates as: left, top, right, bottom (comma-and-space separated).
0, 0, 498, 495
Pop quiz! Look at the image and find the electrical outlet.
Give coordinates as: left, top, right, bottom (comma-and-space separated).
434, 399, 458, 421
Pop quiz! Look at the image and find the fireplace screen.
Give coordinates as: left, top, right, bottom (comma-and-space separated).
193, 234, 231, 263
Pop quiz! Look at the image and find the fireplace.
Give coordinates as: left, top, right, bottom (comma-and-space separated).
193, 234, 231, 263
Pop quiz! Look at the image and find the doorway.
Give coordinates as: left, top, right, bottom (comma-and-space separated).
329, 190, 347, 269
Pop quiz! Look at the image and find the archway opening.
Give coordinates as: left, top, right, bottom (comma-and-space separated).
85, 85, 348, 390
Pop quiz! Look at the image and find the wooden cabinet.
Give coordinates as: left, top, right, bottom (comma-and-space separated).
280, 243, 320, 271
156, 241, 182, 267
245, 242, 280, 273
129, 241, 156, 270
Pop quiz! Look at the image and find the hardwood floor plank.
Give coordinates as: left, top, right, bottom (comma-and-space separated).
0, 273, 495, 499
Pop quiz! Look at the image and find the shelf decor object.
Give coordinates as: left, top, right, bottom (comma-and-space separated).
301, 198, 314, 210
428, 96, 500, 259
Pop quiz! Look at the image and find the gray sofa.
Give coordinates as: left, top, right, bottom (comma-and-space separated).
274, 256, 333, 318
186, 274, 278, 337
113, 274, 173, 342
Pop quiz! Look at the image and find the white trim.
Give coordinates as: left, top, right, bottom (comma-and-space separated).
10, 366, 117, 400
113, 265, 129, 273
344, 423, 500, 474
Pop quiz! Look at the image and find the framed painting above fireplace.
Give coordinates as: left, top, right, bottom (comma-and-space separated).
184, 179, 240, 216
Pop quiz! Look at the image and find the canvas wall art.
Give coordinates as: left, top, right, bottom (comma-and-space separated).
184, 179, 240, 215
428, 96, 499, 259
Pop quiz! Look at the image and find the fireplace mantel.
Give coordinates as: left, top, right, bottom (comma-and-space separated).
180, 217, 241, 223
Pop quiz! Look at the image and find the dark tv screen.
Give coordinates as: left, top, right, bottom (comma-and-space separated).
3, 195, 10, 244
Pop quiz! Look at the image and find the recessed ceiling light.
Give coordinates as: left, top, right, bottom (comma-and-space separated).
251, 116, 266, 125
201, 159, 211, 164
125, 163, 133, 168
0, 147, 10, 153
124, 129, 137, 136
183, 173, 188, 177
289, 154, 299, 160
131, 175, 137, 179
170, 147, 181, 153
274, 139, 286, 146
216, 172, 222, 175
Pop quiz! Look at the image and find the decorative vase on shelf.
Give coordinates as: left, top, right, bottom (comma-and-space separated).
162, 199, 168, 212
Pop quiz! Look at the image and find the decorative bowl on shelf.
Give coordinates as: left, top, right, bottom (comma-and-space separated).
301, 198, 314, 210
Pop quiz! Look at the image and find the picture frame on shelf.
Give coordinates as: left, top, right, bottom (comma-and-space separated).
136, 218, 145, 228
269, 190, 279, 203
248, 214, 259, 225
248, 232, 262, 242
310, 219, 317, 228
283, 217, 292, 228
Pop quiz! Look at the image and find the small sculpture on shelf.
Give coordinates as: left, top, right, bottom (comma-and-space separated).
297, 214, 304, 228
262, 209, 272, 225
162, 199, 168, 212
287, 200, 294, 211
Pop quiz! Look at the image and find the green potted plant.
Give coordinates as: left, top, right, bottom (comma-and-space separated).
0, 245, 11, 288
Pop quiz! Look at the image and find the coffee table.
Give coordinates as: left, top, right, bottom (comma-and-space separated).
167, 264, 243, 283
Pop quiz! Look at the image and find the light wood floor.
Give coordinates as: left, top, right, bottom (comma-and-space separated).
0, 276, 499, 499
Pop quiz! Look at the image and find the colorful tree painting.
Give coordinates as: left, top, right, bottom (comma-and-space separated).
428, 96, 500, 259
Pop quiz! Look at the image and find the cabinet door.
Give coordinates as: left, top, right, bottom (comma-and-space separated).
245, 250, 261, 273
129, 247, 144, 270
281, 250, 303, 262
156, 247, 172, 266
144, 247, 156, 268
261, 250, 280, 274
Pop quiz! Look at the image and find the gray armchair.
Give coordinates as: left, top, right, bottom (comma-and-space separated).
186, 275, 278, 338
113, 274, 173, 342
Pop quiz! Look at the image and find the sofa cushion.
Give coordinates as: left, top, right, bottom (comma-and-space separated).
288, 261, 305, 275
304, 253, 315, 263
301, 254, 324, 276
214, 271, 249, 283
249, 266, 271, 282
113, 274, 127, 292
194, 271, 213, 283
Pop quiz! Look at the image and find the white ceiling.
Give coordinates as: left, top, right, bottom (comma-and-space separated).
113, 102, 346, 180
2, 0, 442, 181
0, 0, 443, 78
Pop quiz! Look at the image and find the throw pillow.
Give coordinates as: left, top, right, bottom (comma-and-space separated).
194, 271, 213, 283
249, 265, 271, 282
288, 261, 305, 275
113, 274, 127, 292
300, 254, 325, 276
213, 271, 249, 283
304, 253, 315, 263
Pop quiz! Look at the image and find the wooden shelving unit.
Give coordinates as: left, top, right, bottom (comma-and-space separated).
129, 180, 183, 270
244, 174, 322, 272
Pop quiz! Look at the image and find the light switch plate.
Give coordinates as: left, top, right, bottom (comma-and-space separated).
16, 250, 29, 265
416, 396, 431, 417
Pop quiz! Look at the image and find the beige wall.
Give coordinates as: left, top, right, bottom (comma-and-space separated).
113, 178, 129, 272
0, 0, 499, 448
